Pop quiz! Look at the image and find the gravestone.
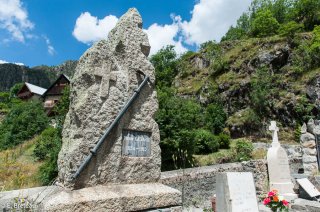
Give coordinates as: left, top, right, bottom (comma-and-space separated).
267, 121, 298, 201
216, 172, 259, 212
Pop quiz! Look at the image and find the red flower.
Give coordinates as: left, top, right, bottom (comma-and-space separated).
282, 200, 289, 206
268, 191, 276, 197
263, 197, 271, 205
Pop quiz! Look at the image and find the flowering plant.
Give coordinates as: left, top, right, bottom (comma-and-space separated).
263, 190, 289, 212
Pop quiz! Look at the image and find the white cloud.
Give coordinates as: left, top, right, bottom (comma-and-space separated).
73, 12, 118, 44
0, 59, 24, 66
0, 0, 34, 42
73, 12, 187, 55
144, 20, 187, 55
181, 0, 252, 45
43, 35, 55, 55
72, 0, 251, 54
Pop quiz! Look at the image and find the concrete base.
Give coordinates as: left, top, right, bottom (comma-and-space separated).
0, 183, 182, 212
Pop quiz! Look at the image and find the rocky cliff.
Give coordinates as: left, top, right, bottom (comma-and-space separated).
0, 60, 77, 91
174, 34, 320, 138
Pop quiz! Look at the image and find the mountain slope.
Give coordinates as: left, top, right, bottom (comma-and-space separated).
0, 60, 77, 91
174, 34, 320, 138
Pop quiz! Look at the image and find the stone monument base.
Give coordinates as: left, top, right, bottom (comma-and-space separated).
270, 182, 298, 201
0, 183, 182, 211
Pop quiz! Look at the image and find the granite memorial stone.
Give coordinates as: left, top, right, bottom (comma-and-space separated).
57, 7, 161, 189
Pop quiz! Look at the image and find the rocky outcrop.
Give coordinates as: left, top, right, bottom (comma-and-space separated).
0, 61, 77, 92
57, 8, 160, 189
0, 63, 52, 91
307, 75, 320, 110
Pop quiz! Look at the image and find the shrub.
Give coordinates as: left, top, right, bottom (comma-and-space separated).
194, 129, 219, 154
0, 101, 48, 150
217, 133, 231, 149
38, 151, 60, 185
34, 127, 61, 161
278, 21, 303, 40
35, 127, 62, 185
251, 10, 280, 37
235, 139, 253, 162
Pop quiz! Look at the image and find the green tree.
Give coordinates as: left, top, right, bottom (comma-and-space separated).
222, 13, 250, 41
52, 86, 70, 133
150, 45, 178, 88
271, 0, 294, 23
251, 9, 280, 37
9, 83, 23, 99
204, 103, 227, 134
156, 94, 203, 170
291, 0, 320, 30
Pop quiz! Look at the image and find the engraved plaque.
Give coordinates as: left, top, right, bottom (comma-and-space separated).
122, 130, 151, 157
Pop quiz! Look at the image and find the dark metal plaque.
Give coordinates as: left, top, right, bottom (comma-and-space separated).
122, 130, 151, 157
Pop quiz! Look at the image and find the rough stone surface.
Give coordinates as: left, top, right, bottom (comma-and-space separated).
57, 8, 161, 188
301, 123, 307, 134
303, 155, 318, 164
300, 133, 316, 143
302, 141, 316, 148
303, 148, 317, 156
39, 184, 181, 212
307, 119, 316, 134
300, 119, 319, 174
0, 186, 60, 211
0, 184, 182, 212
291, 198, 320, 212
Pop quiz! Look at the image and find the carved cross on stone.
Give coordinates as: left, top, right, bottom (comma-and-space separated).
94, 63, 117, 98
269, 121, 280, 147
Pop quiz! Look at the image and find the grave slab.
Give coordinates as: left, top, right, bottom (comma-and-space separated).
297, 178, 320, 198
216, 172, 259, 212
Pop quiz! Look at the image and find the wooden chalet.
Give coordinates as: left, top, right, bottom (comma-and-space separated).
17, 82, 46, 101
42, 74, 70, 116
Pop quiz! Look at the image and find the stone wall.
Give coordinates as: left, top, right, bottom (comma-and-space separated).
300, 119, 320, 174
160, 160, 268, 209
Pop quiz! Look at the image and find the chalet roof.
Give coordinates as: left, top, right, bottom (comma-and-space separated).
42, 74, 70, 97
25, 82, 47, 96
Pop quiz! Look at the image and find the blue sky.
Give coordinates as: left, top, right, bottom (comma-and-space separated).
0, 0, 252, 67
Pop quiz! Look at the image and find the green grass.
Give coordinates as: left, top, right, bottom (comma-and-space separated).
0, 137, 43, 191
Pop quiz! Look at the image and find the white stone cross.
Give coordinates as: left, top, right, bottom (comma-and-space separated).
269, 121, 280, 147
